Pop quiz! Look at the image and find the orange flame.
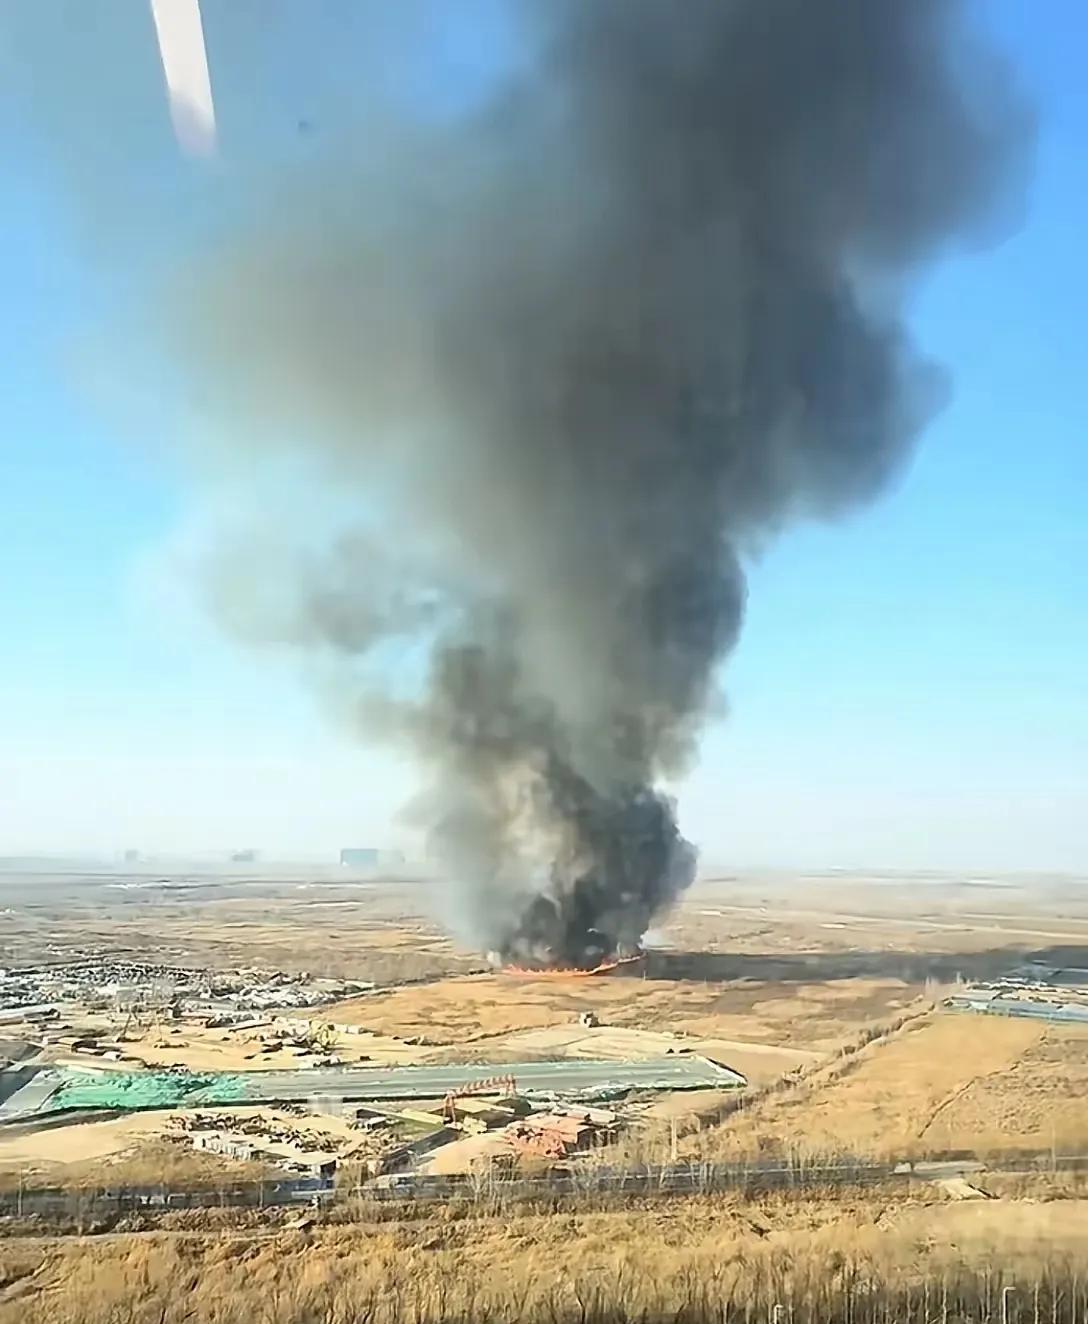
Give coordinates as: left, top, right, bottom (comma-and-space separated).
499, 953, 644, 978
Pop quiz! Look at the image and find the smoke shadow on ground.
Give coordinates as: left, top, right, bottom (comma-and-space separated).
645, 945, 1088, 985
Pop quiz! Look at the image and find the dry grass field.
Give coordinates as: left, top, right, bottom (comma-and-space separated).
682, 1012, 1088, 1161
1, 1195, 1086, 1323
922, 1021, 1088, 1152
0, 1133, 271, 1194
325, 969, 921, 1054
0, 1113, 170, 1174
6, 869, 1088, 988
3, 871, 1088, 1319
0, 873, 478, 982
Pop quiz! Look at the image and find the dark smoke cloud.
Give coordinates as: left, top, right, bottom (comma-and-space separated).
154, 0, 1031, 967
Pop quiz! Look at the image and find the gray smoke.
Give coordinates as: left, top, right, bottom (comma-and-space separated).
163, 0, 1029, 967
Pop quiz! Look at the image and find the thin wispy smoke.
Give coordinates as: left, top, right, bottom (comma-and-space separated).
170, 3, 1029, 964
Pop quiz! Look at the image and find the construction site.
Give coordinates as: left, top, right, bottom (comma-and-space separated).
1, 867, 1087, 1324
2, 869, 1087, 1201
1, 1000, 745, 1184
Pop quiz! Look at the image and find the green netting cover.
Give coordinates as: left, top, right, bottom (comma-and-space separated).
50, 1069, 250, 1111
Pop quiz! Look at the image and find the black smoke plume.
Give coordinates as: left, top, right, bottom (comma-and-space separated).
163, 0, 1029, 967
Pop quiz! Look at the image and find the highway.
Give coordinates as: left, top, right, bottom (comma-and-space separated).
224, 1055, 745, 1105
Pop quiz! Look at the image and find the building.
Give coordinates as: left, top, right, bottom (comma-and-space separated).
352, 1110, 390, 1132
945, 991, 1088, 1024
506, 1113, 596, 1160
340, 847, 379, 869
454, 1097, 524, 1125
368, 1126, 459, 1176
190, 1129, 339, 1178
399, 1107, 449, 1129
192, 1130, 256, 1162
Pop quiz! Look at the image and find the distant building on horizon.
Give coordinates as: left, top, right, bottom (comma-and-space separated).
339, 847, 379, 869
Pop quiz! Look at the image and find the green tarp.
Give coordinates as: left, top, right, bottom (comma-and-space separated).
50, 1069, 250, 1112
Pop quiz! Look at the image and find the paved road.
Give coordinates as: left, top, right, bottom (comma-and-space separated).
1, 1056, 743, 1122
0, 1068, 62, 1122
223, 1055, 744, 1105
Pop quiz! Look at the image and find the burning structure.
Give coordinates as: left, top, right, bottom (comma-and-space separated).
23, 4, 1031, 967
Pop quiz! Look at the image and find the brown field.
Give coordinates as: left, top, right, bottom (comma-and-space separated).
0, 873, 479, 981
6, 868, 1088, 988
3, 871, 1088, 1176
1, 1196, 1086, 1323
3, 871, 1088, 1319
0, 1132, 271, 1194
682, 1013, 1088, 1161
59, 1014, 434, 1072
939, 1022, 1088, 1149
0, 1113, 170, 1174
325, 969, 922, 1055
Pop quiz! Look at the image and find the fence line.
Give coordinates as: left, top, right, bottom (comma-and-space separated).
3, 1151, 1086, 1219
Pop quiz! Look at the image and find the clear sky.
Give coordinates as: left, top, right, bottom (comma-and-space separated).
0, 2, 1084, 871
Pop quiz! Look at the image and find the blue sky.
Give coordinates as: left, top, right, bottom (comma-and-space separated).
0, 2, 1084, 869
